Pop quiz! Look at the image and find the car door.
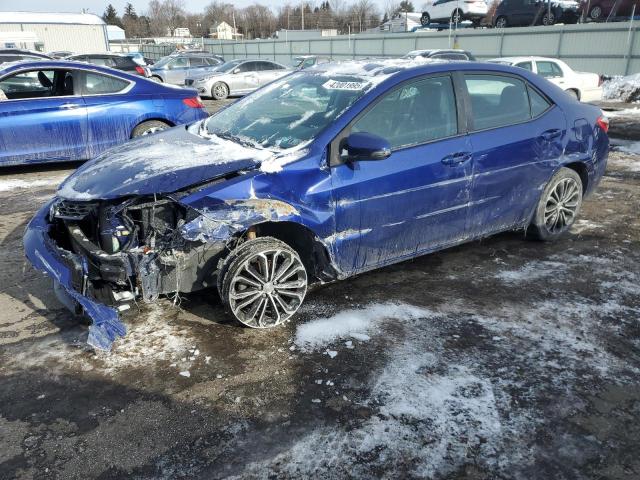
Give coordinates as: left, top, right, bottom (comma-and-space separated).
462, 72, 566, 237
164, 57, 189, 84
534, 60, 565, 89
432, 0, 451, 21
232, 61, 260, 93
0, 68, 88, 165
257, 61, 286, 86
79, 70, 138, 158
329, 74, 473, 275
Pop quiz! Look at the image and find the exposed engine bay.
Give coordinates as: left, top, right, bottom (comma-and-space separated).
48, 196, 225, 311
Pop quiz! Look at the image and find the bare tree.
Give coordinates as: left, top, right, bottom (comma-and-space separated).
146, 0, 186, 36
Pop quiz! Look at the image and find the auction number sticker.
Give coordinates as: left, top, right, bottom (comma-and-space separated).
322, 79, 369, 91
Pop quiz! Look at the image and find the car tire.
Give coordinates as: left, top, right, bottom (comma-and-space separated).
219, 237, 308, 329
542, 11, 556, 25
131, 120, 170, 137
495, 16, 508, 28
151, 75, 163, 82
211, 82, 229, 100
421, 12, 431, 26
589, 5, 602, 19
527, 167, 583, 241
451, 9, 463, 24
565, 89, 580, 100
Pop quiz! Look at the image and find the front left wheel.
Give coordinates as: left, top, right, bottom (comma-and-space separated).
527, 167, 583, 241
220, 237, 308, 328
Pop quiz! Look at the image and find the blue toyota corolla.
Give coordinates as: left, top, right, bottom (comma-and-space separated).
0, 60, 209, 166
23, 59, 609, 349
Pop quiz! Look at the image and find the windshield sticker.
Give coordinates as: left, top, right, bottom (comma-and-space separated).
322, 79, 369, 91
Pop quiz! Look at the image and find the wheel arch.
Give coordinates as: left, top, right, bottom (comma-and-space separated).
566, 88, 581, 100
564, 161, 589, 193
212, 80, 230, 96
130, 117, 175, 138
250, 221, 339, 283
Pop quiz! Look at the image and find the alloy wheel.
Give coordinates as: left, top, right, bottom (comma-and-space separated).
213, 83, 228, 98
590, 6, 602, 19
496, 17, 507, 28
544, 177, 580, 233
228, 248, 307, 328
141, 126, 166, 135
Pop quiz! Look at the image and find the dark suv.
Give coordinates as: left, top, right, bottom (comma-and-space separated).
493, 0, 581, 27
0, 49, 51, 65
67, 53, 147, 76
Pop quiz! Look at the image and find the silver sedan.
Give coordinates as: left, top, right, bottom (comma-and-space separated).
185, 59, 291, 100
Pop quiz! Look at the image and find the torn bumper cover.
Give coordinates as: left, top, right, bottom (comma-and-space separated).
24, 201, 126, 350
23, 200, 226, 350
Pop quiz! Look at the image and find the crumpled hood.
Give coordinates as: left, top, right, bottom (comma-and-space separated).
57, 125, 272, 201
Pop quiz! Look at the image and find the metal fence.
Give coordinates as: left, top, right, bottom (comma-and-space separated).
137, 21, 640, 76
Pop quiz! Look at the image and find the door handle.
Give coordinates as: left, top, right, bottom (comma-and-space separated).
60, 103, 80, 109
441, 151, 472, 166
540, 129, 562, 141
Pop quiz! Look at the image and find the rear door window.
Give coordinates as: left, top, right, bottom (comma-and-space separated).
464, 74, 531, 130
352, 75, 458, 149
536, 61, 563, 78
82, 72, 130, 95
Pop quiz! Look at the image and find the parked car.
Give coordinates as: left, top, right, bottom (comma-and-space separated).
124, 52, 154, 66
186, 58, 291, 100
292, 55, 331, 69
147, 53, 225, 85
67, 53, 148, 76
403, 49, 476, 60
493, 0, 581, 27
580, 0, 639, 20
0, 49, 51, 64
420, 0, 488, 25
0, 60, 208, 166
47, 50, 73, 59
488, 56, 602, 101
23, 59, 609, 349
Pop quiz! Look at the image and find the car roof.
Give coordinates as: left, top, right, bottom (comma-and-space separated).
0, 59, 140, 78
488, 56, 559, 63
0, 49, 50, 58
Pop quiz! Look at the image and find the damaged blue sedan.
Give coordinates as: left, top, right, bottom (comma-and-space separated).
24, 59, 609, 350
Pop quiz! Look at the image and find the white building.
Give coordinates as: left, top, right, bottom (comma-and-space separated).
0, 11, 108, 53
275, 29, 338, 40
173, 27, 191, 37
209, 21, 242, 40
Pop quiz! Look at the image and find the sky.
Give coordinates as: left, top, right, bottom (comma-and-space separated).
0, 0, 393, 17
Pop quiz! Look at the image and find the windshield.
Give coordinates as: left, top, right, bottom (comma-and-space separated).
215, 60, 243, 73
204, 71, 373, 149
154, 56, 172, 67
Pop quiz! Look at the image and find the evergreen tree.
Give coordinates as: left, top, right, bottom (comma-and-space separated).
102, 4, 122, 27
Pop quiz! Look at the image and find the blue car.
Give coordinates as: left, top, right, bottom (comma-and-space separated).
24, 60, 609, 349
0, 60, 209, 166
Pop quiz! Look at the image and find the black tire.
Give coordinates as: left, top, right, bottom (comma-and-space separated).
211, 81, 229, 100
451, 9, 463, 24
527, 167, 583, 241
151, 75, 163, 82
219, 237, 308, 328
421, 12, 431, 26
589, 5, 602, 19
565, 89, 580, 100
542, 11, 556, 25
131, 120, 170, 137
495, 16, 508, 28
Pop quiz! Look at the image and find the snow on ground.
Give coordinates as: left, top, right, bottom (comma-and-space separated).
609, 142, 640, 171
0, 178, 62, 193
294, 302, 434, 351
603, 73, 640, 101
602, 107, 640, 117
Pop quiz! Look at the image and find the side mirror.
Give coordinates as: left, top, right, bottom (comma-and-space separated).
341, 132, 392, 162
232, 68, 240, 74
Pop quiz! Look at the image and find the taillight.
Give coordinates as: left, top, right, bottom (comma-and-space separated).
596, 115, 609, 133
183, 97, 205, 108
135, 65, 145, 75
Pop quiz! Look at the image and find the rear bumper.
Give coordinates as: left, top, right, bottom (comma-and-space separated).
23, 201, 126, 350
580, 86, 603, 103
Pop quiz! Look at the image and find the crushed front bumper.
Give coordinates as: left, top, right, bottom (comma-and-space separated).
24, 201, 127, 350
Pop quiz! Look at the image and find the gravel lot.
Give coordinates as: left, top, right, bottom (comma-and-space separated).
0, 102, 639, 479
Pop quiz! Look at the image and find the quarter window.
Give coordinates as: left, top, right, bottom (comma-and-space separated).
536, 61, 563, 78
528, 85, 552, 117
515, 61, 533, 71
464, 74, 531, 130
83, 72, 129, 95
352, 76, 458, 150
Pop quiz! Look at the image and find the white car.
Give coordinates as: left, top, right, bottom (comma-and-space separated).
488, 56, 602, 102
420, 0, 488, 26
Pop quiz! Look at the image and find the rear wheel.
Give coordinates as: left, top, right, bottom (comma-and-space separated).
211, 82, 229, 100
495, 16, 508, 28
565, 89, 580, 100
451, 9, 463, 24
589, 5, 602, 19
151, 75, 163, 82
220, 237, 308, 328
527, 168, 583, 241
421, 12, 431, 26
542, 11, 556, 25
132, 120, 170, 137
